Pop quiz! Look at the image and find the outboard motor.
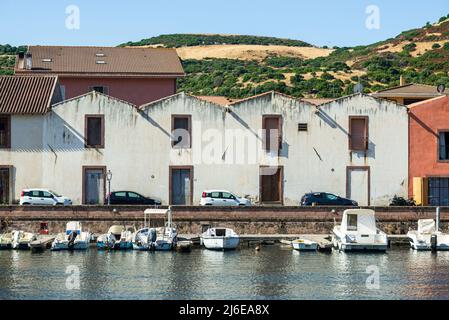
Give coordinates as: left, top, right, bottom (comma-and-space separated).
68, 231, 78, 250
149, 228, 157, 243
431, 234, 437, 252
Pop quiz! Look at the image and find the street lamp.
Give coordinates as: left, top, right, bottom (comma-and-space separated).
106, 170, 112, 205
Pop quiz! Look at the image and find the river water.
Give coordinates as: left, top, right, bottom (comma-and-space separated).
0, 245, 448, 300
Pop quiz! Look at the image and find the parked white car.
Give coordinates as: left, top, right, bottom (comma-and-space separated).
19, 189, 72, 206
200, 190, 251, 206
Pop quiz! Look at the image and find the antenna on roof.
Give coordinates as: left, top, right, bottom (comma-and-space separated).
437, 84, 446, 94
354, 83, 364, 94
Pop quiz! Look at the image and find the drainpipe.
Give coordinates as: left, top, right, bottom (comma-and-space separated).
436, 207, 440, 232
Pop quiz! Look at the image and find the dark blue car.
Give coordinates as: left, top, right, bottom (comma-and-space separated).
300, 192, 358, 206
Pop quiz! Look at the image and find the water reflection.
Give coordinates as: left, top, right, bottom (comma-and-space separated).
1, 246, 449, 300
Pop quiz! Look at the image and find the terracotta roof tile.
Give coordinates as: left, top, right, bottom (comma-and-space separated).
15, 46, 185, 77
0, 76, 58, 114
195, 96, 233, 106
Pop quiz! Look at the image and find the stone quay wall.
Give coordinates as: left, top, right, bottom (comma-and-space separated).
0, 206, 448, 235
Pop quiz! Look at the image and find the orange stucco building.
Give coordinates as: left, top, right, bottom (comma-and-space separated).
409, 95, 449, 205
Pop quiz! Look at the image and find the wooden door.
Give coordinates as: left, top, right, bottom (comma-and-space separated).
0, 167, 10, 204
260, 166, 283, 203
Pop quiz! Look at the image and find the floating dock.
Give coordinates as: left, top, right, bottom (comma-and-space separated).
29, 235, 55, 252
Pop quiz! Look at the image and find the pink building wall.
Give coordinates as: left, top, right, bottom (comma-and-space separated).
59, 77, 177, 105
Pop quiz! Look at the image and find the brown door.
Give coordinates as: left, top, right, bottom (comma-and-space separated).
260, 166, 283, 203
0, 167, 10, 204
263, 116, 281, 152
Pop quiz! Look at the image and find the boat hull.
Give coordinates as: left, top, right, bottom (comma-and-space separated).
292, 241, 318, 251
202, 236, 240, 250
332, 233, 387, 252
51, 241, 89, 251
0, 243, 12, 250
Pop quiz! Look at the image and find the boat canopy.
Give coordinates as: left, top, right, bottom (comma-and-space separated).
66, 221, 82, 234
341, 209, 377, 234
144, 208, 170, 215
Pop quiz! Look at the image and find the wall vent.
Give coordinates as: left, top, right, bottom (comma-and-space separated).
298, 123, 308, 131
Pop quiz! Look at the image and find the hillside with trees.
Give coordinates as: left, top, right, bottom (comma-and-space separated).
2, 14, 449, 98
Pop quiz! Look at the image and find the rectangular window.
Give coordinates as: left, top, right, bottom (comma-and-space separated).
0, 116, 11, 149
349, 116, 368, 151
85, 115, 104, 148
172, 115, 191, 148
263, 115, 282, 152
428, 177, 449, 206
347, 214, 358, 231
90, 86, 109, 95
439, 131, 449, 161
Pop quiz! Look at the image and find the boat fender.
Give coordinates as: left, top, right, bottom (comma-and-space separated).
431, 234, 437, 252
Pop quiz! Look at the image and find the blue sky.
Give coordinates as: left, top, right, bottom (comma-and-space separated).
1, 0, 448, 47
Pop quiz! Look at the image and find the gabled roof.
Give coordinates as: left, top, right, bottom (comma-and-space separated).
52, 90, 136, 109
228, 91, 314, 107
318, 92, 406, 109
301, 98, 335, 106
15, 46, 185, 77
139, 92, 225, 110
0, 75, 58, 114
372, 83, 449, 98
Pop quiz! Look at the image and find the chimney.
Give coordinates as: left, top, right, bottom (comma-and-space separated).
400, 75, 406, 86
17, 52, 25, 69
25, 53, 32, 70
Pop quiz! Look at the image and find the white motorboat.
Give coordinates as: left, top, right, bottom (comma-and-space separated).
132, 208, 177, 251
97, 225, 134, 250
407, 219, 449, 251
200, 227, 240, 250
291, 239, 318, 251
51, 221, 91, 251
332, 209, 388, 252
12, 230, 37, 250
0, 231, 16, 250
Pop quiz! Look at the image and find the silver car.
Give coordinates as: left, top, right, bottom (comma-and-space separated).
200, 190, 251, 206
19, 189, 73, 205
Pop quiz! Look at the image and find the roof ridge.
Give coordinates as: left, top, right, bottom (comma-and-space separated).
52, 90, 137, 109
28, 45, 177, 50
139, 92, 226, 109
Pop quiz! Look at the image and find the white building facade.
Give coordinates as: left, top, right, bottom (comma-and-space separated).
1, 90, 408, 206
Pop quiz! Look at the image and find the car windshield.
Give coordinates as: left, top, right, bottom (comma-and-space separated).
49, 190, 61, 197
